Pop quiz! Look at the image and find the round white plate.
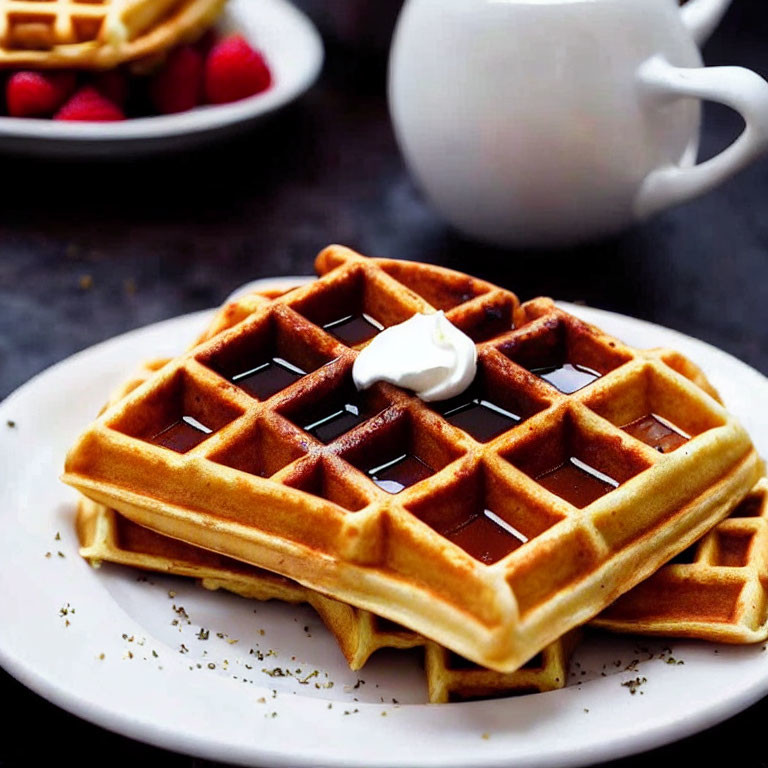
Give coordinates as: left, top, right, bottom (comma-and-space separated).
1, 278, 767, 768
0, 0, 324, 157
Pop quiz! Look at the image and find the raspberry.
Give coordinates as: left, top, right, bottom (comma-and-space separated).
6, 71, 76, 118
150, 45, 204, 115
54, 86, 125, 121
91, 70, 129, 108
204, 35, 272, 105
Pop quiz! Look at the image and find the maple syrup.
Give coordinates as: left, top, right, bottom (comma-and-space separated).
443, 509, 527, 564
323, 313, 383, 347
151, 416, 212, 453
530, 362, 601, 394
303, 400, 370, 444
536, 457, 618, 507
231, 357, 306, 400
439, 396, 521, 442
623, 414, 689, 453
367, 453, 434, 494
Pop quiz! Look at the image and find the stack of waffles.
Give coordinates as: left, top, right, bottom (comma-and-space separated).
0, 0, 226, 69
64, 246, 766, 702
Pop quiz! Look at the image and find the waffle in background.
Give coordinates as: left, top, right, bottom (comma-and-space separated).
63, 246, 764, 672
0, 0, 226, 68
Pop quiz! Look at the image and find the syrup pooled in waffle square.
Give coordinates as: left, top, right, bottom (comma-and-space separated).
63, 246, 763, 672
77, 496, 576, 703
0, 0, 225, 68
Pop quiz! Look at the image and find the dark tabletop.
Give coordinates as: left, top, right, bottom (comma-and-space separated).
1, 1, 767, 766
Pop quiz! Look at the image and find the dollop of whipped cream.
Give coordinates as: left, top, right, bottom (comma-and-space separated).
352, 312, 477, 402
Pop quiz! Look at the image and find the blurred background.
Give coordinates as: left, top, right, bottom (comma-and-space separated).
1, 0, 766, 404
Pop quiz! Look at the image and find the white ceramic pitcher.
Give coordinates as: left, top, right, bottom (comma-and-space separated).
388, 0, 768, 247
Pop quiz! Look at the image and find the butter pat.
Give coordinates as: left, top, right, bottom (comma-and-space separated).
352, 312, 477, 402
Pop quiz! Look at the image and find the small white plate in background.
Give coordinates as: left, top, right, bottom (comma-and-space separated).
0, 0, 324, 156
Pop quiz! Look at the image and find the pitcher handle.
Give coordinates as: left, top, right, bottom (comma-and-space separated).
680, 0, 732, 46
633, 56, 768, 220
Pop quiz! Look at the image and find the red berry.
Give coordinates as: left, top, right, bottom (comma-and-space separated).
6, 71, 76, 118
54, 86, 125, 121
91, 70, 129, 108
150, 45, 204, 115
204, 35, 272, 105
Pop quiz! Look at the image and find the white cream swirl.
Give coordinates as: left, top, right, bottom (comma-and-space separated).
352, 311, 477, 402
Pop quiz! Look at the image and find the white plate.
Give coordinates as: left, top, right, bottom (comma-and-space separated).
1, 278, 767, 768
0, 0, 324, 157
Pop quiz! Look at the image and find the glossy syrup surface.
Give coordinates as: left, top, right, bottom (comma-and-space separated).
303, 400, 371, 444
151, 416, 212, 453
323, 313, 383, 346
536, 457, 618, 508
440, 397, 521, 442
623, 414, 689, 453
368, 453, 434, 494
443, 510, 527, 564
231, 357, 306, 400
531, 362, 601, 394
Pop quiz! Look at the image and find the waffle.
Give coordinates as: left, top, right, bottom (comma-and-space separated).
77, 497, 575, 702
594, 478, 768, 642
83, 323, 577, 702
63, 246, 764, 672
0, 0, 225, 69
89, 346, 768, 652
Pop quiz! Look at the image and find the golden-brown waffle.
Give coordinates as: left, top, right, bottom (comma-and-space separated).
63, 246, 764, 672
595, 478, 768, 643
94, 351, 768, 650
0, 0, 225, 69
77, 497, 575, 702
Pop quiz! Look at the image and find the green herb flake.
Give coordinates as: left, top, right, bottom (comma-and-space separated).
263, 667, 286, 678
297, 670, 319, 685
621, 676, 647, 695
